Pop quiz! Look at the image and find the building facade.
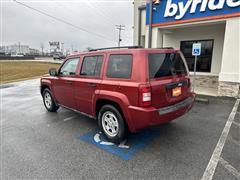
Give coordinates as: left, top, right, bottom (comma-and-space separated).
0, 44, 41, 56
133, 0, 240, 97
0, 44, 30, 55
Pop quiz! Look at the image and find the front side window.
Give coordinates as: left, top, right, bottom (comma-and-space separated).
106, 55, 132, 79
148, 53, 187, 79
180, 40, 214, 72
59, 58, 79, 76
80, 56, 103, 77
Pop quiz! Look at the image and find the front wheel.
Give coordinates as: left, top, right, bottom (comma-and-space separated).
42, 89, 59, 112
98, 105, 126, 144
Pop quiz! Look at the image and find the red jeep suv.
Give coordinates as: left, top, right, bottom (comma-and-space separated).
41, 47, 195, 143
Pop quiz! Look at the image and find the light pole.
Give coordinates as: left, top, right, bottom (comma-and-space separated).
148, 2, 153, 48
61, 43, 64, 54
148, 0, 160, 48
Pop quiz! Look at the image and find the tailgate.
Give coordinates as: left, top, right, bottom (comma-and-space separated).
148, 52, 191, 109
150, 76, 190, 109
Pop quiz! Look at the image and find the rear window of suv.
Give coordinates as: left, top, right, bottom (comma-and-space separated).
148, 53, 187, 79
107, 54, 132, 79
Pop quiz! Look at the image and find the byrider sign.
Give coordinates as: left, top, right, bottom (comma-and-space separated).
146, 0, 240, 26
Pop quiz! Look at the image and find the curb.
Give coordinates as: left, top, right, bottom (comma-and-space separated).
195, 97, 210, 104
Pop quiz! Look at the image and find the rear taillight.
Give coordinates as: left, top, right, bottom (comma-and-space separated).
139, 84, 151, 107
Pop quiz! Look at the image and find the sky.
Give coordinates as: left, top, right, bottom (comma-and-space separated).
1, 0, 134, 52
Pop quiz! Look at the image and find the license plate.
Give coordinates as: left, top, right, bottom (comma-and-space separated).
172, 87, 182, 97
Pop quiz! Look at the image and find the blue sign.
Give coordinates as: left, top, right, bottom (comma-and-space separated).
146, 0, 240, 26
192, 43, 201, 56
78, 129, 159, 160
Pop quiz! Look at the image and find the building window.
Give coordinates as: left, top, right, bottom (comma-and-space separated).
180, 40, 214, 73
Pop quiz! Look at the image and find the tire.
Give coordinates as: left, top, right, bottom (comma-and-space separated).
42, 89, 59, 112
98, 105, 126, 144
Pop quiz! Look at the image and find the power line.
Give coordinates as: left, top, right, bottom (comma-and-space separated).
86, 1, 116, 27
54, 2, 116, 38
13, 0, 115, 43
116, 25, 125, 47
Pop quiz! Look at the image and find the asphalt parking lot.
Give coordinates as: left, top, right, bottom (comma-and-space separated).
1, 79, 239, 180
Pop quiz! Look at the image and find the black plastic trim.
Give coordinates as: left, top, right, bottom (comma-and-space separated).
158, 96, 194, 115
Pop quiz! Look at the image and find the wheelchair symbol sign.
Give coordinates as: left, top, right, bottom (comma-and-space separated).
192, 43, 201, 56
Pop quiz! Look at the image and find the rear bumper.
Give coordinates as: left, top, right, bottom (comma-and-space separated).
127, 94, 195, 132
158, 96, 194, 115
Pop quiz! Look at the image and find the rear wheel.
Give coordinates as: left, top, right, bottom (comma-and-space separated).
98, 105, 126, 143
42, 89, 59, 112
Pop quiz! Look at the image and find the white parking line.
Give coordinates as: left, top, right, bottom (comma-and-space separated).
63, 116, 75, 122
228, 135, 240, 147
219, 157, 240, 180
233, 121, 240, 128
201, 99, 240, 180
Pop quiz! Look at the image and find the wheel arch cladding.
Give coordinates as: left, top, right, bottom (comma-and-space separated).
95, 97, 135, 132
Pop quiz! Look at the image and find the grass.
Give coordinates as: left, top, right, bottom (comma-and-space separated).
0, 61, 61, 84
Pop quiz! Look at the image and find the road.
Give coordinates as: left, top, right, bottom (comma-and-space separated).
1, 79, 239, 179
0, 57, 62, 64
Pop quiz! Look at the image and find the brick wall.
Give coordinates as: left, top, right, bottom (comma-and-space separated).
190, 75, 219, 89
218, 81, 240, 98
190, 75, 239, 97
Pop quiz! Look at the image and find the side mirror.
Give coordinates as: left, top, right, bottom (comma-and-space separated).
49, 68, 58, 76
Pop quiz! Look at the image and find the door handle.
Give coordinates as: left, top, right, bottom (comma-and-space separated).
88, 83, 97, 87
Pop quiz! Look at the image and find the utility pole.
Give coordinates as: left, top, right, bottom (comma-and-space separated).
61, 43, 64, 54
40, 43, 44, 55
116, 25, 125, 47
18, 42, 21, 54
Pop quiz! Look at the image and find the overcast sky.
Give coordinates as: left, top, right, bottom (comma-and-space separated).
1, 0, 134, 52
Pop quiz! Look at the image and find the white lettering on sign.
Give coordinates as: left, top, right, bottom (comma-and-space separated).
227, 0, 240, 7
208, 0, 225, 10
164, 0, 178, 17
176, 0, 192, 20
164, 0, 240, 20
200, 0, 208, 12
190, 0, 202, 13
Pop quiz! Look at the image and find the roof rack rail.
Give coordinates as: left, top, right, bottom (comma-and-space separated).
158, 47, 174, 49
89, 46, 143, 51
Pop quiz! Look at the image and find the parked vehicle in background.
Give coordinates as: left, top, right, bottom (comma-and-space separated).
40, 46, 195, 143
11, 53, 24, 57
53, 52, 65, 60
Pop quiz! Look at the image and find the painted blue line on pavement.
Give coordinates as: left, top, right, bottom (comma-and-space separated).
78, 129, 159, 161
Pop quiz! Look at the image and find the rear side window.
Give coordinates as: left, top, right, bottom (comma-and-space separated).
80, 56, 103, 77
148, 53, 187, 79
107, 55, 132, 79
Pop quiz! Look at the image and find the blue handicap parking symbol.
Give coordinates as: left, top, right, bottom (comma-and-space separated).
194, 49, 199, 54
192, 43, 201, 56
78, 129, 159, 160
